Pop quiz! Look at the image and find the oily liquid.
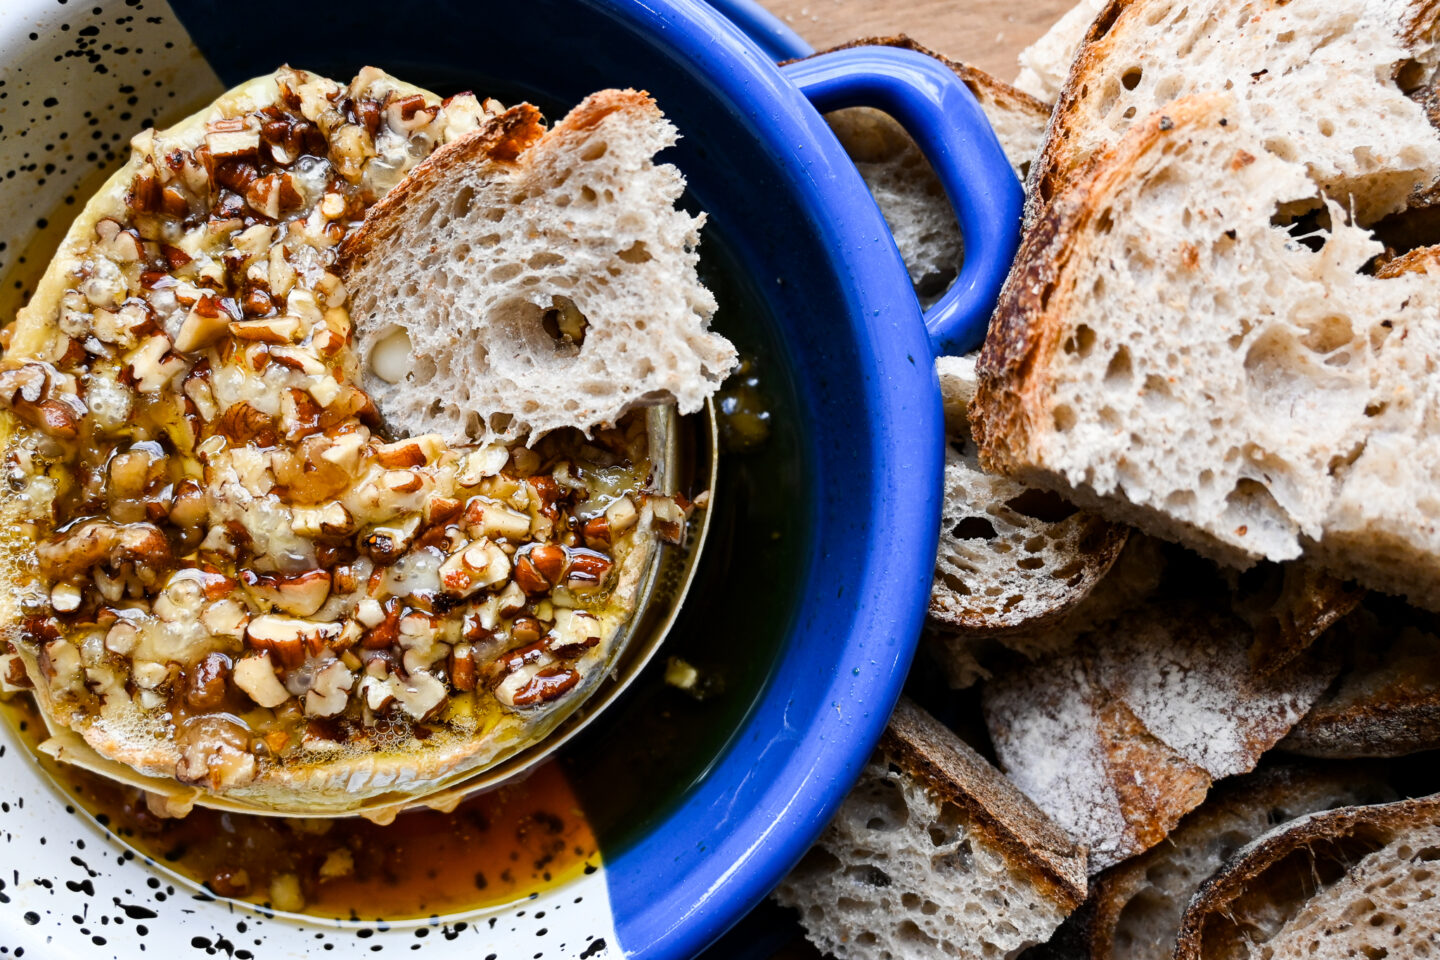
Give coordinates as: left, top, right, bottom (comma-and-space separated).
0, 693, 597, 920
0, 139, 798, 923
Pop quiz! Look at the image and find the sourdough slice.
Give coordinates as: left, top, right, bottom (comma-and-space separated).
1025, 0, 1440, 224
927, 353, 1144, 686
342, 90, 736, 447
773, 697, 1087, 960
1173, 793, 1440, 960
929, 352, 1129, 646
825, 38, 1050, 304
1085, 762, 1396, 960
984, 595, 1336, 871
1281, 599, 1440, 758
1013, 0, 1107, 102
974, 94, 1440, 609
982, 645, 1213, 872
822, 54, 1138, 678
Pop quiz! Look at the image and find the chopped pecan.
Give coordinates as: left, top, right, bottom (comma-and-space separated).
510, 667, 580, 707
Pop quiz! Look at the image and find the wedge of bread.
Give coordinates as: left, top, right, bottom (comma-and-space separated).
342, 90, 736, 448
1084, 761, 1396, 960
1174, 793, 1440, 960
773, 697, 1087, 960
928, 353, 1132, 681
974, 88, 1440, 609
1024, 0, 1440, 222
984, 593, 1336, 871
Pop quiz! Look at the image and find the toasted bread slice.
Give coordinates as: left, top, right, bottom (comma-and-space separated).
773, 697, 1087, 960
341, 89, 736, 448
973, 91, 1440, 609
1085, 761, 1396, 960
1174, 793, 1440, 960
984, 593, 1335, 871
930, 354, 1130, 655
983, 643, 1212, 872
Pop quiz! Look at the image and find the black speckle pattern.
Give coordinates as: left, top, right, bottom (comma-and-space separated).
0, 0, 220, 315
0, 4, 622, 952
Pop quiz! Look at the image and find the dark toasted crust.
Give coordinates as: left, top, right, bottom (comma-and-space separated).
1173, 793, 1440, 960
788, 35, 1050, 122
882, 696, 1088, 910
973, 96, 1229, 481
1281, 617, 1440, 758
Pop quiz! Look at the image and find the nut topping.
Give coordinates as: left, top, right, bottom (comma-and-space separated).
1, 66, 662, 793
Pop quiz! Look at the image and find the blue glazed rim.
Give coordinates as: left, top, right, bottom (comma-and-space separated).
704, 0, 814, 60
591, 1, 1020, 957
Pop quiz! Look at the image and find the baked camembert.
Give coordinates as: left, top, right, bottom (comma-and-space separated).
0, 67, 689, 812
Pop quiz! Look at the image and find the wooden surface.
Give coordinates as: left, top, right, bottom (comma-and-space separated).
757, 0, 1075, 82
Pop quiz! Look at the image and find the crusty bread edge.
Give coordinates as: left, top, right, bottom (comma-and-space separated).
884, 696, 1089, 909
1172, 792, 1440, 960
973, 94, 1267, 569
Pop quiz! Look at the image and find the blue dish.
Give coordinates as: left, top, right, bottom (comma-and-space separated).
1, 0, 1021, 955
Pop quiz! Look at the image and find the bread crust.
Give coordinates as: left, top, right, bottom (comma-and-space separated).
1173, 793, 1440, 960
975, 96, 1226, 492
1085, 761, 1394, 960
883, 696, 1088, 909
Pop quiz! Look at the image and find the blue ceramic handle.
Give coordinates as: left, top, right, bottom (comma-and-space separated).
780, 46, 1024, 356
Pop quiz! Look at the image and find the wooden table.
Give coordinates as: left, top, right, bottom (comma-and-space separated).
758, 0, 1074, 84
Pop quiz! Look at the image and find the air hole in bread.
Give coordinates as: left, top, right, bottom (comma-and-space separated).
1121, 67, 1143, 90
1064, 323, 1097, 356
450, 185, 475, 219
581, 140, 608, 162
617, 241, 652, 265
1053, 404, 1077, 432
953, 516, 999, 540
1264, 137, 1300, 162
1396, 59, 1427, 94
1105, 346, 1134, 384
483, 206, 505, 222
1017, 557, 1046, 570
1299, 315, 1353, 354
1143, 373, 1175, 404
528, 251, 565, 269
845, 864, 893, 887
1319, 118, 1336, 138
1003, 489, 1077, 523
580, 185, 598, 205
1123, 105, 1137, 119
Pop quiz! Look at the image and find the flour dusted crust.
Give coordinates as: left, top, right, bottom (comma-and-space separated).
0, 68, 696, 813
